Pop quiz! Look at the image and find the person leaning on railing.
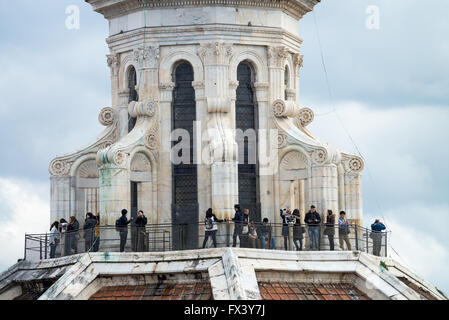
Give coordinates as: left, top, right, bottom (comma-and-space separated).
67, 216, 79, 254
338, 211, 352, 251
83, 213, 96, 252
323, 210, 336, 251
259, 218, 276, 250
370, 219, 386, 256
305, 205, 321, 251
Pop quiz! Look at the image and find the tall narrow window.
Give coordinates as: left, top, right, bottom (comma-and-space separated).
236, 62, 260, 222
128, 66, 138, 132
284, 65, 290, 100
171, 62, 198, 249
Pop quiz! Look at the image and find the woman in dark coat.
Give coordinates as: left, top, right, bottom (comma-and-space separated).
280, 209, 291, 250
323, 210, 336, 251
292, 209, 304, 251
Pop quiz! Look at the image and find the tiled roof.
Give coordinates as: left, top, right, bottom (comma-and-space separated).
90, 282, 213, 300
259, 282, 370, 300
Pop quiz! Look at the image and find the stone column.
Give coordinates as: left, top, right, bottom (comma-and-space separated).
268, 46, 289, 228
158, 82, 175, 225
344, 173, 363, 226
309, 163, 339, 219
199, 43, 238, 221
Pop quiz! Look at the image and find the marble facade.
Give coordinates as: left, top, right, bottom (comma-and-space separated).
49, 0, 364, 236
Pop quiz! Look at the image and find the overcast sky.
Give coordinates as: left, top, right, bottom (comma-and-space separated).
0, 0, 448, 295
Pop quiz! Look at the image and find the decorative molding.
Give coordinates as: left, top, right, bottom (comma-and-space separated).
198, 42, 233, 66
159, 82, 175, 90
128, 100, 157, 118
280, 151, 308, 170
107, 53, 120, 77
77, 160, 100, 179
133, 45, 160, 69
311, 148, 328, 165
130, 152, 152, 172
296, 107, 314, 127
272, 99, 298, 118
268, 46, 289, 68
88, 0, 321, 21
98, 107, 116, 126
293, 53, 304, 76
277, 133, 289, 149
49, 159, 70, 176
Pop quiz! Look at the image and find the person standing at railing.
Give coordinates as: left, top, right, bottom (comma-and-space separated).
116, 209, 133, 252
247, 222, 258, 248
293, 209, 305, 251
338, 211, 352, 251
323, 210, 336, 251
305, 205, 321, 251
59, 219, 69, 256
202, 208, 224, 248
67, 216, 79, 254
240, 209, 250, 248
135, 210, 148, 252
232, 204, 243, 247
49, 221, 60, 259
280, 209, 291, 250
92, 214, 101, 252
259, 218, 276, 250
371, 219, 386, 256
83, 212, 96, 252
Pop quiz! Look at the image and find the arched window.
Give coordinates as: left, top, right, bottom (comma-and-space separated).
236, 62, 260, 222
284, 65, 290, 100
127, 66, 138, 132
171, 62, 198, 249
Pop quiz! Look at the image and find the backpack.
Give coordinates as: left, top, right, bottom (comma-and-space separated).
205, 216, 214, 230
115, 218, 122, 232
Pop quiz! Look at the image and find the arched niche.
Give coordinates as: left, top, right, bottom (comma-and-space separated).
73, 157, 100, 221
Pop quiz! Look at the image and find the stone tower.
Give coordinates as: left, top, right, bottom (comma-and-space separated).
49, 0, 364, 247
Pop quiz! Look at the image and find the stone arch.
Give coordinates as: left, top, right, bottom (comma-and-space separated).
70, 154, 100, 221
120, 52, 140, 92
279, 145, 311, 169
129, 147, 158, 220
229, 50, 268, 83
70, 154, 98, 177
159, 49, 204, 84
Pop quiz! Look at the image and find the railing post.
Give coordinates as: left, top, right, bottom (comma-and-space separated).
355, 225, 359, 251
226, 221, 230, 247
365, 231, 369, 253
45, 234, 48, 259
384, 232, 388, 257
24, 235, 27, 261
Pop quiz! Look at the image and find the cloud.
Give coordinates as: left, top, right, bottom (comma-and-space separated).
0, 178, 49, 272
300, 0, 449, 107
383, 216, 449, 296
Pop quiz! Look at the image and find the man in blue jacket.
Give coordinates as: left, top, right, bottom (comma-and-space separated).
371, 219, 386, 256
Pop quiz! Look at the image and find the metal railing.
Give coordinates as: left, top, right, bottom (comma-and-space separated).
24, 222, 390, 261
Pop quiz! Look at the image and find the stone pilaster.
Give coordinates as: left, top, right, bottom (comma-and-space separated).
199, 42, 238, 220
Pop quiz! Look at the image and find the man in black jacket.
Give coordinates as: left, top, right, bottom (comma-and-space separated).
83, 212, 96, 252
118, 209, 133, 252
304, 205, 321, 251
232, 204, 243, 247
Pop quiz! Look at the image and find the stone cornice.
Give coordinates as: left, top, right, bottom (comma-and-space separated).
86, 0, 321, 20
